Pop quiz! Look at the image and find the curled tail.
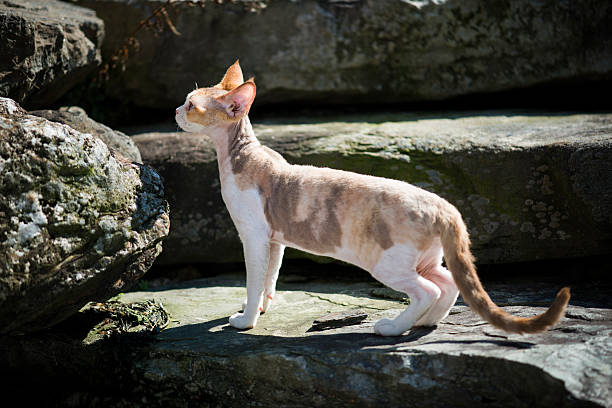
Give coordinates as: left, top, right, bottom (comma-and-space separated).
438, 207, 570, 334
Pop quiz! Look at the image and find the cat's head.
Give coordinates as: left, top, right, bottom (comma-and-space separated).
175, 60, 256, 133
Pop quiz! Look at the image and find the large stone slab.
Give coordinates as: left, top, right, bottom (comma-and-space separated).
132, 112, 612, 265
0, 0, 104, 108
72, 0, 611, 111
1, 272, 610, 407
0, 98, 169, 334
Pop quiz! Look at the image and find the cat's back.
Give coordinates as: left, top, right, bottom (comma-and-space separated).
251, 143, 450, 225
251, 144, 436, 203
287, 162, 441, 205
266, 160, 447, 225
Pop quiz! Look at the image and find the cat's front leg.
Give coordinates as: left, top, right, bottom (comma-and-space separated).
262, 243, 285, 313
229, 238, 270, 330
241, 243, 285, 313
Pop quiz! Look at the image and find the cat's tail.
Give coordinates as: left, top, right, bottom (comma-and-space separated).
438, 205, 570, 334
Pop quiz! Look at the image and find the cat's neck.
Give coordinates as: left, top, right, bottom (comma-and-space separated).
207, 116, 259, 173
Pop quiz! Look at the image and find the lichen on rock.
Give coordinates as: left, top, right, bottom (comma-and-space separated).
30, 106, 142, 162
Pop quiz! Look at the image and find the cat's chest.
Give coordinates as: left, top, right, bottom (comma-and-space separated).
219, 171, 267, 231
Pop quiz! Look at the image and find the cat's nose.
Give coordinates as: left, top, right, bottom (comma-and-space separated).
175, 108, 179, 115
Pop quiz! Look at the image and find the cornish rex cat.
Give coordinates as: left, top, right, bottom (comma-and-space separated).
175, 61, 570, 336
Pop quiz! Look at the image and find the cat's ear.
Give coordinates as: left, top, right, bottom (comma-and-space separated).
214, 81, 256, 119
215, 60, 244, 91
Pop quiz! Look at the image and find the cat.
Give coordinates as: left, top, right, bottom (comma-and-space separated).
175, 61, 570, 336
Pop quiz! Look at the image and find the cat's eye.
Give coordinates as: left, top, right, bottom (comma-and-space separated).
187, 102, 194, 111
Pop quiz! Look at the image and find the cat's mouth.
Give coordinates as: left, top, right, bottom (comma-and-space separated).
175, 108, 192, 132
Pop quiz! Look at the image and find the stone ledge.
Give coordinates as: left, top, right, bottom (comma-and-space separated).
1, 273, 610, 407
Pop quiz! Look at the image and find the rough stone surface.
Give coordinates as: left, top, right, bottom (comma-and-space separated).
132, 112, 612, 265
31, 106, 142, 162
72, 0, 612, 110
0, 98, 169, 334
0, 0, 104, 108
0, 271, 610, 407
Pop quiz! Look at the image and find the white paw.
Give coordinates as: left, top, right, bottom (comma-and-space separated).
374, 318, 405, 336
241, 298, 248, 312
229, 312, 255, 330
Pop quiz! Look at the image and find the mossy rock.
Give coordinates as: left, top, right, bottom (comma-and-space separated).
0, 98, 170, 334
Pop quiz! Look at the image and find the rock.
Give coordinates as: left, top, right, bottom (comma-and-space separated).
132, 112, 612, 265
0, 98, 169, 334
0, 272, 610, 407
72, 0, 611, 111
30, 106, 142, 162
0, 0, 104, 108
132, 132, 237, 264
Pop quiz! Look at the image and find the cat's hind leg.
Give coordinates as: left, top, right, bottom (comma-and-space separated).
371, 245, 441, 336
415, 265, 459, 327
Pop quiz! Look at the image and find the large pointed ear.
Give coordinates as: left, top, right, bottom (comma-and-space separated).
215, 60, 244, 90
214, 81, 256, 119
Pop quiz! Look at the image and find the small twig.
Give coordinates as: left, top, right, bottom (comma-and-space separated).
95, 0, 268, 84
160, 6, 181, 35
